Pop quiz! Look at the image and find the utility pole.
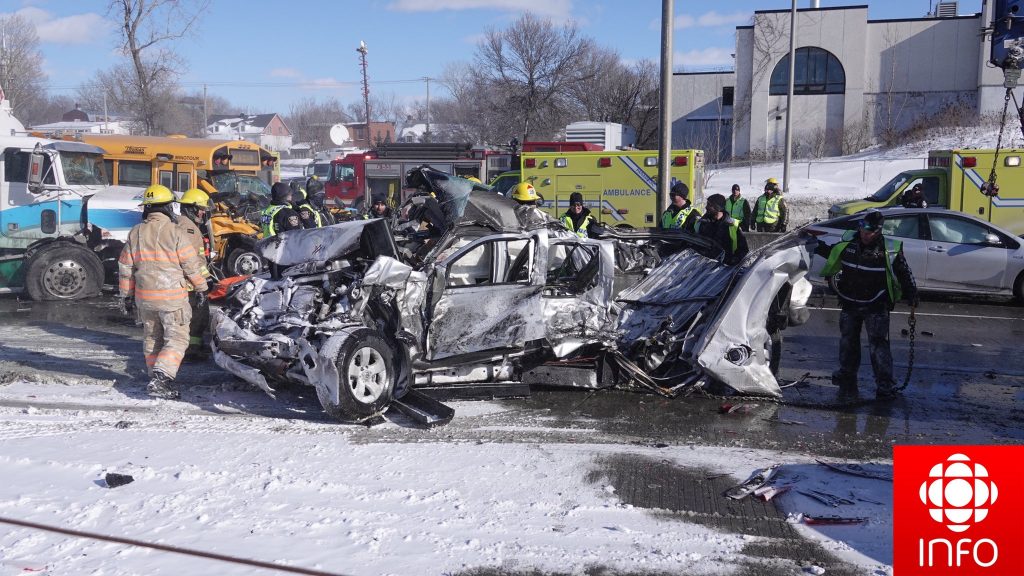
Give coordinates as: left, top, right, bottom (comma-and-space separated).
423, 76, 431, 143
657, 0, 674, 218
203, 83, 208, 137
357, 41, 371, 144
782, 0, 797, 194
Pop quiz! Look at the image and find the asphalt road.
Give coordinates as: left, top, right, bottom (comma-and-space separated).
0, 291, 1020, 460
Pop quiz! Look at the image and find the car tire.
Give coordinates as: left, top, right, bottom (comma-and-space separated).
225, 246, 263, 277
767, 329, 783, 376
24, 243, 104, 301
323, 329, 395, 421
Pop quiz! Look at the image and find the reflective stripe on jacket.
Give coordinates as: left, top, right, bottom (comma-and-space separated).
755, 194, 781, 224
821, 229, 903, 305
662, 206, 697, 229
561, 213, 593, 238
261, 205, 286, 237
298, 202, 323, 227
118, 212, 209, 310
725, 197, 747, 223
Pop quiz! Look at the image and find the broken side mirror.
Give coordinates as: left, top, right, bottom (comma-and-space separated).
28, 147, 46, 193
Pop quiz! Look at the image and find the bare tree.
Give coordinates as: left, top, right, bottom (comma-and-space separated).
476, 12, 595, 142
0, 13, 47, 122
287, 97, 352, 153
108, 0, 208, 134
176, 90, 233, 137
77, 60, 181, 134
569, 52, 659, 148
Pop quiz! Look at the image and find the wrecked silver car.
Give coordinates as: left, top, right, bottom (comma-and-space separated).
211, 167, 816, 425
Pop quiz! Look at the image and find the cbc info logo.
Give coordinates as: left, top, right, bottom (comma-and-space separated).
919, 453, 998, 533
896, 446, 1022, 574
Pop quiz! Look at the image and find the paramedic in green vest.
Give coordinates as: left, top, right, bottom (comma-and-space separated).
726, 183, 752, 231
260, 182, 303, 237
695, 193, 749, 265
661, 181, 700, 232
561, 192, 594, 238
754, 178, 788, 232
818, 209, 918, 400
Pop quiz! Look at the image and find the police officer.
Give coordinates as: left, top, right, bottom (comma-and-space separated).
292, 186, 324, 229
754, 178, 788, 232
818, 209, 918, 400
695, 193, 749, 265
560, 192, 594, 238
725, 183, 752, 231
261, 182, 302, 237
305, 179, 334, 225
661, 180, 700, 231
118, 184, 210, 399
177, 188, 214, 360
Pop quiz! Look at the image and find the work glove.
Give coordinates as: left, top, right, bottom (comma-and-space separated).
906, 292, 920, 308
117, 295, 135, 317
196, 290, 209, 308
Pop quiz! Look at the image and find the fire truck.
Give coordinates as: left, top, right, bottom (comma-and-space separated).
323, 143, 513, 210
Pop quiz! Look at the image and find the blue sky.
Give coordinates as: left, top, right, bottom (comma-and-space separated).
4, 0, 984, 116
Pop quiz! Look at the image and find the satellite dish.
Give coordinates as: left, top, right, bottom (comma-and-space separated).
329, 124, 350, 146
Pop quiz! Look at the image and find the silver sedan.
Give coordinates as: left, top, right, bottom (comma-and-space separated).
805, 208, 1024, 300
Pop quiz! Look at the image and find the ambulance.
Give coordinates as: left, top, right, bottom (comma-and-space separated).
516, 149, 705, 229
828, 149, 1024, 234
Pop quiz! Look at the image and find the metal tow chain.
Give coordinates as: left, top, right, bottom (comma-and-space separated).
894, 305, 916, 392
985, 88, 1013, 197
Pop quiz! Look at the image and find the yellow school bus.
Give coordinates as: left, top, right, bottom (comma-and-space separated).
81, 135, 279, 276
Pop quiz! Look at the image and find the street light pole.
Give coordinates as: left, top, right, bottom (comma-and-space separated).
657, 0, 674, 219
782, 0, 797, 194
423, 76, 431, 143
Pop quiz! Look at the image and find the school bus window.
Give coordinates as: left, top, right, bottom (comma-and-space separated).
159, 170, 173, 189
229, 149, 259, 167
178, 172, 191, 192
118, 161, 151, 187
103, 160, 114, 184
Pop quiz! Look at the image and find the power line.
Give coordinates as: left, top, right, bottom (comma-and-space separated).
44, 78, 432, 91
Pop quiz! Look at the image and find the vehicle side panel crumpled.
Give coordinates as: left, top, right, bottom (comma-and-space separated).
360, 256, 428, 343
427, 284, 544, 359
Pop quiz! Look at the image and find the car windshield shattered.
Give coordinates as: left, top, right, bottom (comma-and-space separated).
211, 165, 816, 426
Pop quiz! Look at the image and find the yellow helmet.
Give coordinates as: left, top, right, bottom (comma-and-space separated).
765, 177, 778, 186
466, 176, 482, 183
141, 184, 174, 205
512, 182, 540, 202
179, 188, 210, 208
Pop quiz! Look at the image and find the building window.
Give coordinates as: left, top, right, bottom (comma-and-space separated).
769, 47, 845, 95
722, 86, 734, 106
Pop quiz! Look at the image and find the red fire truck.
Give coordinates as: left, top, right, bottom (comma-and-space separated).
324, 143, 513, 209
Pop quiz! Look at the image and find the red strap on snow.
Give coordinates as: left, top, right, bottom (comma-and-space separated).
208, 275, 248, 301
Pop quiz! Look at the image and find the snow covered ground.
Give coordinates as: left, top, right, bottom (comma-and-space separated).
4, 125, 1021, 575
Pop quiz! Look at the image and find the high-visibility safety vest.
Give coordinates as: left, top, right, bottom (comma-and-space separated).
561, 213, 593, 238
695, 218, 740, 252
298, 202, 323, 227
755, 195, 781, 224
820, 229, 904, 305
725, 197, 746, 222
662, 206, 698, 229
261, 204, 286, 237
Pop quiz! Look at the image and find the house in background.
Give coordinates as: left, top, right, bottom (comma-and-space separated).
206, 113, 293, 152
32, 104, 130, 135
346, 121, 395, 148
672, 1, 1002, 161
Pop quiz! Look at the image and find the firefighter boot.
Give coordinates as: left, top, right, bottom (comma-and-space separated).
147, 371, 180, 400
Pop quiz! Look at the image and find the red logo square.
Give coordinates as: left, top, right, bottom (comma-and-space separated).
895, 445, 1024, 575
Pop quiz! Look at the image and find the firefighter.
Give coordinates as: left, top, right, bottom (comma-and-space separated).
292, 186, 324, 229
512, 182, 542, 206
661, 180, 700, 231
465, 175, 482, 184
177, 188, 214, 361
560, 192, 594, 238
695, 193, 748, 265
117, 184, 209, 400
260, 182, 303, 237
818, 209, 918, 400
725, 183, 752, 231
754, 178, 788, 232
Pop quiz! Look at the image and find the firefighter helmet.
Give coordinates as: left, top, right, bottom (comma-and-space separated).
512, 182, 540, 202
178, 188, 211, 209
141, 184, 174, 205
465, 175, 482, 183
